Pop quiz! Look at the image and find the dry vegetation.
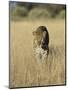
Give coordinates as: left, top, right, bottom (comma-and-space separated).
10, 19, 65, 88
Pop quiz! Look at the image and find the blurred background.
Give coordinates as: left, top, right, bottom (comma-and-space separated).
9, 1, 66, 21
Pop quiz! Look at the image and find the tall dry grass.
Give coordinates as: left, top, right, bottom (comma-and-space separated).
10, 19, 65, 88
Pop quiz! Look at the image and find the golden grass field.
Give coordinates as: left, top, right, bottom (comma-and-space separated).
10, 19, 65, 88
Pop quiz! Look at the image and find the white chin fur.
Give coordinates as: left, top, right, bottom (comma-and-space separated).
34, 47, 47, 61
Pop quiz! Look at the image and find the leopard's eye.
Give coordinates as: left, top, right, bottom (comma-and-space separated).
32, 31, 36, 35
